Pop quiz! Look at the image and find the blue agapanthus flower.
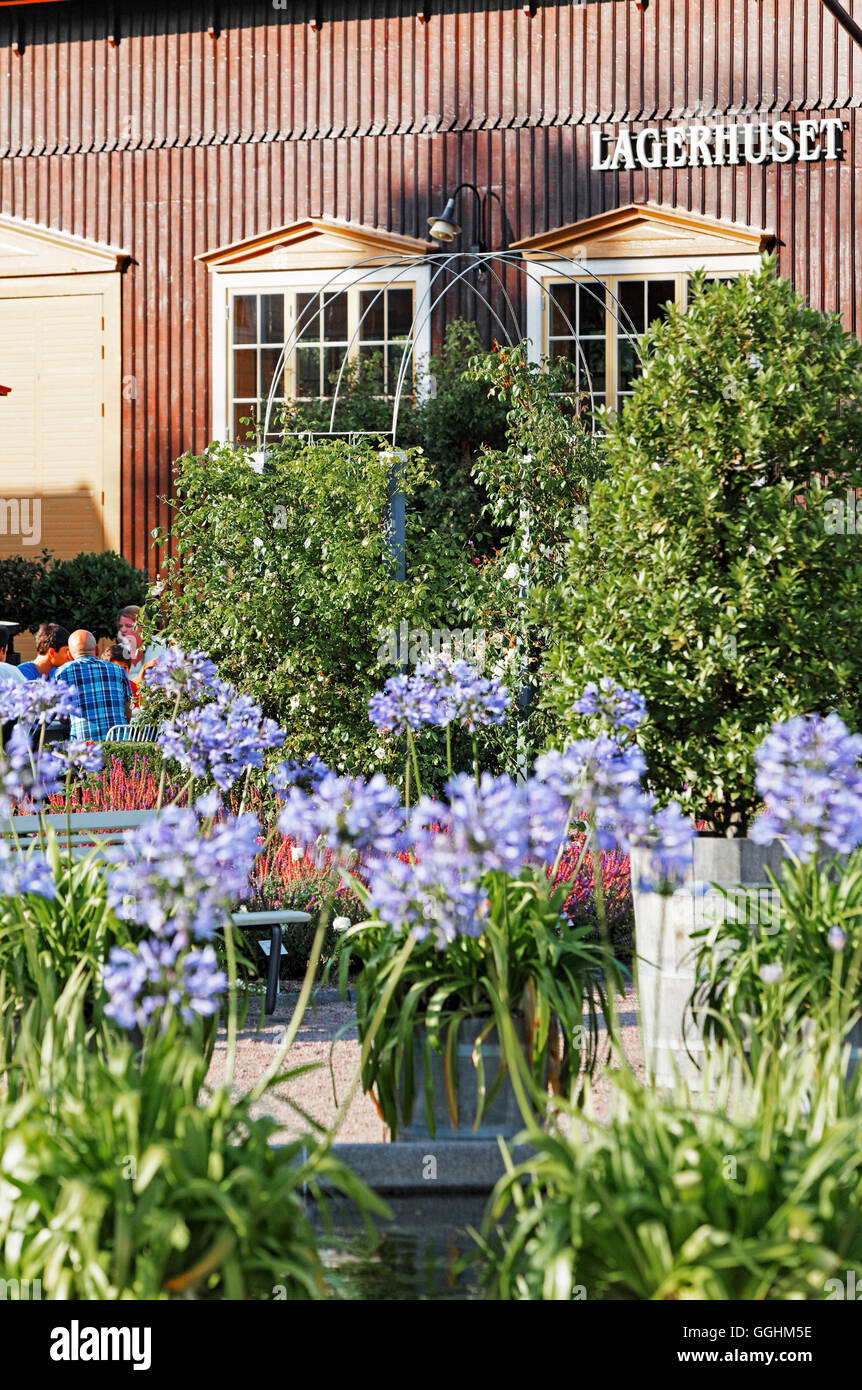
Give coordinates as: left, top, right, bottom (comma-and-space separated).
104, 937, 227, 1030
158, 682, 285, 789
104, 805, 261, 942
573, 678, 647, 733
0, 677, 80, 726
418, 659, 510, 732
366, 843, 486, 948
750, 712, 862, 860
368, 670, 444, 735
0, 840, 56, 901
0, 723, 65, 815
270, 754, 330, 797
277, 772, 405, 855
143, 645, 221, 702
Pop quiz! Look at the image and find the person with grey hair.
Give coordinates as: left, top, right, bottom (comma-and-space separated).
54, 629, 132, 741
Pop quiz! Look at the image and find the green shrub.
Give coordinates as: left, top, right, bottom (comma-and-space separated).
150, 436, 469, 781
543, 260, 862, 832
0, 550, 53, 630
30, 550, 148, 640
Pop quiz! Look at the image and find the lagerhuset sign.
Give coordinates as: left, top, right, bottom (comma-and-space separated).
591, 119, 845, 171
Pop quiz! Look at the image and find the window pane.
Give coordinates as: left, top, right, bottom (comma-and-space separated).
618, 340, 639, 395
296, 345, 320, 396
618, 280, 645, 336
358, 345, 385, 391
324, 345, 349, 393
232, 348, 257, 400
578, 283, 606, 337
261, 294, 284, 345
232, 403, 258, 442
549, 338, 579, 366
647, 280, 676, 325
388, 343, 408, 393
359, 289, 386, 341
233, 295, 257, 345
323, 292, 348, 341
549, 284, 576, 339
297, 293, 319, 341
260, 348, 284, 401
580, 339, 606, 396
387, 288, 413, 339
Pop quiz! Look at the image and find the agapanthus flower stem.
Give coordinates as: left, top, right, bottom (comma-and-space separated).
223, 914, 239, 1091
248, 898, 333, 1104
156, 691, 183, 810
406, 728, 423, 803
314, 930, 416, 1151
446, 725, 452, 779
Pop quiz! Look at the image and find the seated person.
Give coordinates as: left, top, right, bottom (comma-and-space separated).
55, 630, 132, 741
0, 628, 25, 749
18, 623, 71, 681
118, 604, 166, 683
103, 642, 140, 706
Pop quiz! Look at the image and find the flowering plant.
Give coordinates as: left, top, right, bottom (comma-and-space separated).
692, 712, 862, 1057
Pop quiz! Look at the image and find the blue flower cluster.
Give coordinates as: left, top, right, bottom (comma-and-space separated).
143, 646, 221, 702
159, 682, 285, 789
750, 712, 862, 860
0, 724, 65, 815
0, 678, 80, 726
368, 658, 509, 736
103, 939, 227, 1030
277, 772, 405, 856
270, 754, 330, 797
104, 802, 261, 942
0, 839, 55, 901
573, 678, 647, 733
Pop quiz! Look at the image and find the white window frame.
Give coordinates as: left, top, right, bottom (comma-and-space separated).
210, 263, 431, 444
524, 253, 764, 414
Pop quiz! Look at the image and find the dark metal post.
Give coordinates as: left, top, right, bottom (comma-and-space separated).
819, 0, 862, 50
385, 448, 407, 583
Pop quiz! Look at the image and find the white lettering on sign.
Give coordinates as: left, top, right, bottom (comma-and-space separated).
591, 118, 844, 170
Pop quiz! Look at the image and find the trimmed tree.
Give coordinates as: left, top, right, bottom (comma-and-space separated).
543, 259, 862, 835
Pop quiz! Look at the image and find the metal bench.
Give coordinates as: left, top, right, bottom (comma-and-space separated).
2, 809, 310, 1015
103, 724, 160, 743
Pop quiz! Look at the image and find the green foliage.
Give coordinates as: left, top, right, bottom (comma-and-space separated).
543, 260, 862, 832
479, 1047, 862, 1300
0, 970, 385, 1300
331, 867, 622, 1138
29, 550, 148, 641
692, 850, 862, 1054
283, 319, 509, 545
150, 436, 467, 780
0, 550, 52, 630
462, 345, 607, 773
0, 831, 131, 1017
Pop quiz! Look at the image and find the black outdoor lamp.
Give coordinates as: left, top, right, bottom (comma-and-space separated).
427, 182, 507, 252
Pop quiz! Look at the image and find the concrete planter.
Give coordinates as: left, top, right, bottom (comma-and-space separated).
393, 1018, 533, 1142
631, 836, 787, 1084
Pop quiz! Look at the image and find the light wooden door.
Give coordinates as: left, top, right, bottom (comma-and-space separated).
0, 291, 106, 559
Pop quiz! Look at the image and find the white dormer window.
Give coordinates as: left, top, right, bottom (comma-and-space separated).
199, 219, 431, 444
511, 202, 770, 425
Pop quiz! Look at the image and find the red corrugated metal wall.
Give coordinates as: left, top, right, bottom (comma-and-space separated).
0, 0, 860, 570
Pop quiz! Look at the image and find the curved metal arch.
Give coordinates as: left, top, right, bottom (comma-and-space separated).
258, 246, 647, 453
324, 252, 523, 436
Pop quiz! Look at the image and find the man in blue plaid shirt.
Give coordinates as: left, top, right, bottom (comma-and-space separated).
55, 630, 132, 741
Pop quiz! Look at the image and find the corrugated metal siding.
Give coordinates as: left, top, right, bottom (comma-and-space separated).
1, 0, 862, 157
1, 0, 861, 571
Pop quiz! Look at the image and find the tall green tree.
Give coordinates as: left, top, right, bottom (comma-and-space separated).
543, 260, 862, 833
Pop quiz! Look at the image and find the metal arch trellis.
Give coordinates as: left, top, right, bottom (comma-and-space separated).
259, 248, 645, 450
254, 249, 648, 577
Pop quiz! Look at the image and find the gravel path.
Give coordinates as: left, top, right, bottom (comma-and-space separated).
206, 983, 645, 1141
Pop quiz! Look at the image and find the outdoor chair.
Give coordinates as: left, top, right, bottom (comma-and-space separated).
103, 723, 160, 743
